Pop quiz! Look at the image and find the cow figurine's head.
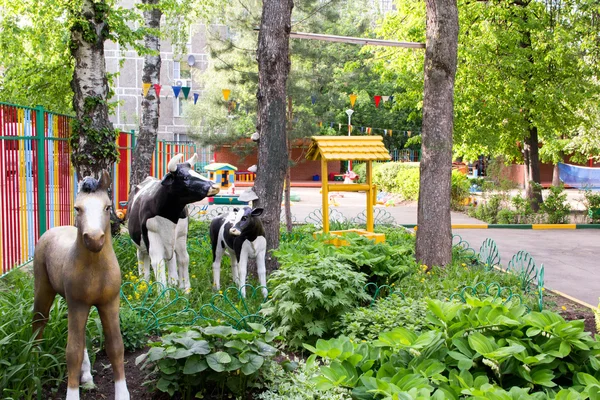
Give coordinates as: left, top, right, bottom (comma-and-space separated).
229, 207, 264, 236
162, 153, 220, 202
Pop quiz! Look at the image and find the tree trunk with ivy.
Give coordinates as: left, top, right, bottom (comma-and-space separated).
254, 0, 294, 273
130, 0, 162, 196
415, 0, 459, 268
69, 0, 118, 179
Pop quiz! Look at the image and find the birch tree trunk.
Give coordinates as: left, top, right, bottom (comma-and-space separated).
415, 0, 459, 268
130, 0, 162, 195
69, 0, 118, 179
254, 0, 294, 273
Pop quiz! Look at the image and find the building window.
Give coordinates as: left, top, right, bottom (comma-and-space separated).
173, 61, 192, 117
174, 133, 189, 143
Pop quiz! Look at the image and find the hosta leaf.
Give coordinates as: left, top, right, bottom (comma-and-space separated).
183, 355, 208, 374
241, 354, 264, 375
206, 351, 232, 372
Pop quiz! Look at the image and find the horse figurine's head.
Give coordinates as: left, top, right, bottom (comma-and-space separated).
75, 170, 112, 253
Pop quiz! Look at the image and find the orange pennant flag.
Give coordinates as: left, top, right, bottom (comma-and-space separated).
349, 93, 358, 108
222, 89, 231, 101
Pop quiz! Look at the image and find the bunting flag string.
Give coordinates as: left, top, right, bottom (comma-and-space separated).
374, 95, 382, 108
319, 121, 418, 137
154, 84, 162, 97
142, 83, 151, 97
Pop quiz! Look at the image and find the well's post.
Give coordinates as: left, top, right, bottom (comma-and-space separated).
366, 160, 374, 231
35, 105, 47, 236
321, 158, 329, 233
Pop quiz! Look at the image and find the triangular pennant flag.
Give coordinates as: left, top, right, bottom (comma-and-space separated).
172, 85, 182, 99
384, 129, 387, 136
339, 123, 342, 130
330, 122, 334, 128
367, 127, 372, 135
181, 86, 191, 100
382, 95, 390, 102
193, 93, 199, 104
349, 125, 354, 133
142, 83, 151, 97
408, 131, 412, 137
318, 121, 323, 128
388, 129, 393, 136
222, 89, 231, 101
349, 93, 358, 108
361, 126, 364, 133
154, 84, 162, 97
389, 95, 394, 103
311, 95, 317, 105
374, 95, 382, 108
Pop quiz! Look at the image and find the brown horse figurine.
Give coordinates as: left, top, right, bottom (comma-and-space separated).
32, 170, 129, 400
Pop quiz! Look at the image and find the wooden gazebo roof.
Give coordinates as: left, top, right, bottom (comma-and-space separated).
306, 136, 391, 161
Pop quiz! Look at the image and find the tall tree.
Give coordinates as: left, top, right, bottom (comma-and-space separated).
415, 0, 459, 267
255, 0, 294, 273
130, 0, 162, 190
69, 0, 119, 179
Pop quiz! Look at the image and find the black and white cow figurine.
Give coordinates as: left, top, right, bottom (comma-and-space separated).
210, 207, 268, 297
128, 153, 219, 290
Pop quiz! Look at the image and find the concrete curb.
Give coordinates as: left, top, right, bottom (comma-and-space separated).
548, 289, 596, 310
404, 224, 600, 230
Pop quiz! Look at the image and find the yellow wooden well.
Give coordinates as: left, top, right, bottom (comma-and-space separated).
306, 136, 391, 244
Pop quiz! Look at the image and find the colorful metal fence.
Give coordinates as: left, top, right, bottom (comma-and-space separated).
390, 148, 421, 162
0, 102, 212, 276
0, 102, 75, 275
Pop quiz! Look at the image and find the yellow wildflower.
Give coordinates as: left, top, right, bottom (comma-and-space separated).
541, 287, 546, 291
461, 263, 466, 267
192, 275, 196, 279
561, 306, 567, 311
219, 290, 223, 295
127, 295, 132, 300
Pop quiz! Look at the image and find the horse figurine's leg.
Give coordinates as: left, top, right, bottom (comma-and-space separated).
80, 348, 94, 388
65, 303, 92, 400
32, 258, 57, 340
97, 299, 130, 400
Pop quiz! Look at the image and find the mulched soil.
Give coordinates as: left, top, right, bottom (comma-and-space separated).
545, 291, 596, 334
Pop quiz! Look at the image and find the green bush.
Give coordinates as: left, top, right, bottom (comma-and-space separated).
0, 270, 103, 399
352, 162, 367, 184
137, 324, 278, 399
584, 189, 600, 223
467, 194, 504, 223
119, 307, 149, 352
305, 298, 600, 398
257, 359, 352, 400
373, 162, 415, 193
393, 164, 420, 201
541, 185, 571, 224
335, 296, 428, 341
451, 170, 470, 210
261, 247, 371, 348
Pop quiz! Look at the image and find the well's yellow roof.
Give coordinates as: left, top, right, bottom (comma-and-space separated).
306, 136, 391, 161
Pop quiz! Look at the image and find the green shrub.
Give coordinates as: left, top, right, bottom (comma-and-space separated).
257, 358, 352, 400
305, 298, 600, 398
261, 248, 371, 348
541, 185, 571, 224
137, 324, 278, 399
352, 162, 367, 184
393, 164, 420, 201
467, 194, 504, 223
584, 189, 600, 223
373, 162, 415, 193
451, 170, 470, 210
0, 270, 103, 399
335, 296, 429, 341
119, 307, 149, 352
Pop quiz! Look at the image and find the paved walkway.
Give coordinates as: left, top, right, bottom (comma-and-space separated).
203, 187, 599, 305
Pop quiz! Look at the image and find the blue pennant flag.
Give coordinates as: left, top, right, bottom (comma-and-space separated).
172, 85, 182, 99
193, 93, 199, 104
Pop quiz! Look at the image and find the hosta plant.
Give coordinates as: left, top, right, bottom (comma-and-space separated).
136, 323, 278, 400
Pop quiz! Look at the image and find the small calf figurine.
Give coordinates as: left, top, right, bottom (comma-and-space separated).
210, 207, 268, 297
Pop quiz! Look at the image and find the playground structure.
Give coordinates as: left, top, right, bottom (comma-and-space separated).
204, 163, 251, 205
306, 136, 390, 245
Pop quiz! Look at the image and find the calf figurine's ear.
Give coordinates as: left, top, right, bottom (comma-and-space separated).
98, 169, 111, 192
251, 208, 264, 217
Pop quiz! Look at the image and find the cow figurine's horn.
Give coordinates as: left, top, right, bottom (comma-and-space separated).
167, 154, 184, 172
185, 153, 198, 167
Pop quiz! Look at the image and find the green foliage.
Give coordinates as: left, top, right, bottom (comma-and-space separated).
137, 323, 278, 400
450, 170, 470, 210
541, 185, 571, 224
583, 189, 600, 223
467, 194, 504, 224
372, 162, 416, 193
119, 307, 149, 352
257, 358, 352, 400
353, 162, 367, 184
261, 248, 371, 348
336, 296, 429, 342
305, 298, 600, 398
0, 270, 103, 399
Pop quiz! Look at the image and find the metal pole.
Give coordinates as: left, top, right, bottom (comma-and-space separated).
345, 109, 354, 171
35, 105, 47, 236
